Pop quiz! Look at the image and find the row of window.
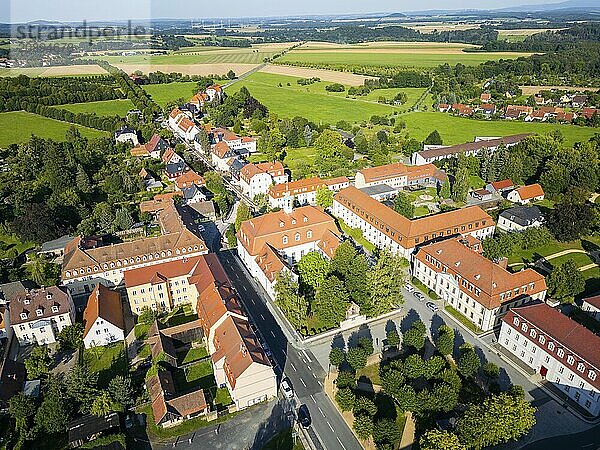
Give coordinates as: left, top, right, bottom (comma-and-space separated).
282, 230, 313, 245
19, 305, 60, 320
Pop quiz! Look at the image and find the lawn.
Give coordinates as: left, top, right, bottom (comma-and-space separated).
214, 387, 233, 409
356, 363, 382, 386
59, 99, 136, 117
163, 304, 197, 327
337, 218, 376, 253
142, 82, 198, 106
279, 49, 530, 68
172, 360, 216, 395
0, 111, 106, 147
400, 112, 598, 147
134, 322, 151, 340
261, 428, 306, 450
283, 146, 316, 179
178, 345, 209, 365
444, 305, 483, 334
506, 238, 600, 265
225, 72, 399, 123
83, 342, 127, 388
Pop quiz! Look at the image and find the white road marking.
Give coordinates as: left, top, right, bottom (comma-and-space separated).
290, 362, 296, 371
317, 380, 323, 387
242, 286, 247, 292
318, 407, 325, 417
300, 378, 307, 387
337, 437, 347, 450
310, 394, 316, 403
327, 421, 334, 432
270, 330, 276, 338
260, 314, 265, 321
302, 350, 313, 363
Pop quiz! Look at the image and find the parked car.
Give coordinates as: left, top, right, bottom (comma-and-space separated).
413, 292, 425, 301
404, 283, 415, 293
298, 405, 312, 428
281, 378, 294, 399
426, 302, 439, 312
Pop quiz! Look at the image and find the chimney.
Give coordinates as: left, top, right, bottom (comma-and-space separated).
283, 195, 293, 214
497, 257, 508, 270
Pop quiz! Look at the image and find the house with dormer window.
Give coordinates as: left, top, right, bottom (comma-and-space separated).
9, 286, 75, 346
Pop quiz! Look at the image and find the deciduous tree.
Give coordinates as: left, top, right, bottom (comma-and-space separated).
435, 325, 454, 356
420, 430, 465, 450
457, 343, 481, 378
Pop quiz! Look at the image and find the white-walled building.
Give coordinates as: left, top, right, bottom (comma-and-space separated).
500, 303, 600, 416
239, 162, 288, 200
332, 186, 495, 259
355, 162, 445, 189
268, 176, 349, 210
168, 109, 200, 142
498, 206, 544, 232
82, 284, 125, 348
114, 127, 139, 146
205, 85, 223, 103
211, 141, 237, 172
10, 286, 75, 346
237, 205, 341, 299
582, 295, 600, 321
507, 184, 545, 205
413, 237, 547, 331
205, 127, 257, 155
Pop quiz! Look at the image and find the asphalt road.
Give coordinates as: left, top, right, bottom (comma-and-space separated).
217, 250, 363, 450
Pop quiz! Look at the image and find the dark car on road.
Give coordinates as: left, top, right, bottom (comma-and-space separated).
298, 404, 312, 428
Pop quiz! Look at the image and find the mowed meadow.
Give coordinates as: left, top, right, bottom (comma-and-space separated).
225, 71, 425, 123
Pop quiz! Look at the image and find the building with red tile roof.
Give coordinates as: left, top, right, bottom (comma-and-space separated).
175, 170, 205, 191
355, 162, 446, 190
268, 176, 349, 210
507, 183, 545, 205
500, 302, 600, 416
452, 103, 473, 116
333, 186, 495, 258
239, 161, 288, 199
486, 179, 514, 193
582, 295, 600, 321
414, 237, 547, 331
82, 284, 125, 349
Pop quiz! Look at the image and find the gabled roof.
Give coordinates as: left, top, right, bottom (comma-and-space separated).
10, 286, 71, 325
83, 284, 124, 339
416, 134, 532, 160
212, 141, 233, 159
514, 183, 544, 201
268, 177, 326, 199
146, 134, 169, 153
124, 256, 204, 288
490, 179, 514, 190
499, 206, 543, 227
175, 171, 205, 189
358, 162, 444, 184
583, 295, 600, 309
254, 245, 285, 283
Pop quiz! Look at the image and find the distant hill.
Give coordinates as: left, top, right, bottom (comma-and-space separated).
497, 0, 600, 12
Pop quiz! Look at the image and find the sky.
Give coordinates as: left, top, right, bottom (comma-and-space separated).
2, 0, 561, 23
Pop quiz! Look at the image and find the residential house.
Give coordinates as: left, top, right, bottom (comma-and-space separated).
189, 201, 217, 222
572, 95, 587, 108
205, 127, 257, 155
480, 93, 491, 103
114, 126, 139, 146
162, 147, 184, 165
131, 135, 166, 159
10, 286, 75, 346
414, 237, 547, 331
190, 92, 209, 113
139, 168, 162, 191
239, 162, 288, 200
582, 295, 600, 321
582, 108, 600, 120
61, 200, 208, 296
355, 162, 445, 189
268, 176, 349, 210
411, 134, 532, 166
498, 206, 544, 232
470, 189, 494, 202
451, 103, 473, 117
503, 105, 533, 120
479, 104, 497, 115
168, 109, 200, 142
211, 141, 237, 172
82, 284, 125, 349
332, 186, 495, 259
526, 107, 563, 122
206, 85, 223, 102
485, 179, 514, 194
507, 184, 545, 205
175, 170, 205, 191
325, 177, 350, 192
38, 235, 74, 261
229, 157, 249, 183
499, 303, 600, 416
438, 103, 451, 113
182, 184, 207, 205
237, 205, 342, 298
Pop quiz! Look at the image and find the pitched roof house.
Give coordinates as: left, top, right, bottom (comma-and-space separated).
507, 184, 545, 205
498, 206, 544, 232
82, 284, 125, 349
355, 162, 445, 189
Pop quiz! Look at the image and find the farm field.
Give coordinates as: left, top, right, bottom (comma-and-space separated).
0, 111, 106, 147
400, 112, 598, 147
142, 81, 199, 106
0, 64, 108, 77
226, 72, 402, 123
279, 42, 532, 68
59, 99, 136, 117
260, 63, 374, 86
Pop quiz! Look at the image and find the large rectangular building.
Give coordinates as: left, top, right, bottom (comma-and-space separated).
500, 303, 600, 416
413, 238, 547, 331
268, 176, 349, 210
332, 186, 495, 258
355, 162, 445, 189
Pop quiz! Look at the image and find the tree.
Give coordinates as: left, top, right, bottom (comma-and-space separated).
456, 393, 536, 449
316, 187, 334, 209
381, 367, 405, 398
196, 128, 211, 153
57, 323, 83, 351
358, 336, 374, 357
227, 69, 236, 79
297, 251, 330, 294
138, 306, 156, 325
25, 345, 51, 380
439, 177, 451, 199
234, 202, 252, 232
423, 355, 446, 380
27, 253, 59, 286
372, 418, 402, 449
9, 393, 37, 441
424, 130, 443, 145
91, 392, 117, 416
346, 347, 367, 371
336, 370, 357, 389
451, 163, 470, 203
457, 343, 481, 378
274, 271, 308, 330
76, 164, 92, 194
353, 414, 374, 440
366, 251, 408, 317
547, 202, 595, 241
420, 430, 465, 450
353, 396, 377, 417
66, 364, 98, 413
312, 275, 349, 328
109, 376, 134, 410
402, 322, 425, 351
329, 347, 345, 368
335, 387, 356, 412
547, 258, 586, 302
113, 207, 134, 232
393, 192, 415, 218
435, 325, 454, 356
386, 328, 400, 349
403, 354, 426, 379
35, 376, 69, 434
313, 129, 352, 175
483, 362, 500, 381
330, 242, 370, 311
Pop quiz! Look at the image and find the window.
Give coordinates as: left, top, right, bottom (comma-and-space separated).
307, 230, 313, 239
51, 306, 58, 313
569, 374, 574, 381
282, 236, 288, 245
567, 355, 575, 365
590, 371, 597, 381
539, 336, 546, 345
36, 309, 43, 317
521, 323, 528, 332
513, 317, 520, 326
19, 313, 27, 320
557, 348, 564, 358
578, 363, 585, 373
295, 233, 300, 242
530, 329, 537, 338
585, 400, 592, 409
549, 342, 555, 351
559, 366, 564, 374
575, 392, 580, 401
507, 328, 512, 335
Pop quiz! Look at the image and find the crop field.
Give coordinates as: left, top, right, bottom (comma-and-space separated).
0, 111, 105, 147
400, 112, 598, 147
0, 64, 109, 77
143, 82, 200, 106
225, 72, 403, 123
59, 99, 136, 117
260, 64, 374, 86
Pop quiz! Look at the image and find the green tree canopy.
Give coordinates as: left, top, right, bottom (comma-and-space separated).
316, 187, 334, 209
297, 251, 330, 294
25, 345, 51, 380
420, 430, 465, 450
312, 275, 349, 328
435, 324, 455, 356
457, 343, 481, 378
547, 258, 586, 302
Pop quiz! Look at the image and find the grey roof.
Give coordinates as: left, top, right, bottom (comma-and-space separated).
115, 126, 136, 136
40, 235, 73, 253
165, 161, 187, 175
229, 158, 247, 172
188, 201, 216, 217
0, 281, 36, 304
359, 184, 398, 197
183, 184, 200, 200
500, 206, 544, 227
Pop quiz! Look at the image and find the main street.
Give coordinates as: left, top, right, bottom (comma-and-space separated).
217, 250, 363, 450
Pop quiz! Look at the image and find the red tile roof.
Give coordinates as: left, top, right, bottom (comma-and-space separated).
83, 284, 124, 339
584, 295, 600, 309
514, 184, 544, 201
212, 141, 233, 159
490, 179, 514, 191
124, 256, 205, 288
175, 170, 205, 190
359, 162, 444, 184
269, 177, 326, 199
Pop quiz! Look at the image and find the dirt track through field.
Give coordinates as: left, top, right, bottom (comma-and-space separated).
259, 64, 375, 86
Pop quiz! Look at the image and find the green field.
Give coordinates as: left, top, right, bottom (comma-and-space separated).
279, 50, 528, 68
59, 99, 136, 117
226, 72, 400, 123
400, 112, 598, 147
0, 111, 106, 147
142, 82, 199, 106
95, 49, 275, 66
